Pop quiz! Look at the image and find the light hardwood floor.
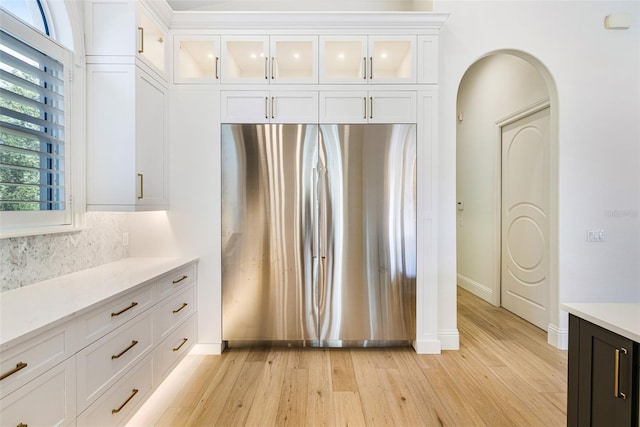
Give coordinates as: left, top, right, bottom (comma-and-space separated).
128, 288, 568, 426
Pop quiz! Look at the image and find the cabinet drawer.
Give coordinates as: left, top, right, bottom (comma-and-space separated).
0, 323, 75, 399
77, 354, 153, 427
78, 284, 154, 347
0, 357, 76, 427
77, 310, 154, 412
154, 314, 197, 384
156, 263, 196, 300
155, 283, 196, 341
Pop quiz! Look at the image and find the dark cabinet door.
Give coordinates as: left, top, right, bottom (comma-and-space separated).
568, 314, 638, 426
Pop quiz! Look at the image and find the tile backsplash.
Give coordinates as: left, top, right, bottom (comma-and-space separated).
1, 212, 129, 292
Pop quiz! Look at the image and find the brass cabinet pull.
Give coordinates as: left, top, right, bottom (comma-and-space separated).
111, 302, 138, 317
173, 338, 188, 352
369, 56, 373, 79
614, 347, 628, 399
271, 57, 275, 80
264, 57, 268, 79
137, 173, 144, 199
362, 57, 366, 80
17, 423, 28, 427
172, 302, 188, 314
369, 96, 373, 119
172, 275, 188, 284
111, 340, 138, 360
271, 97, 275, 119
112, 388, 139, 414
363, 97, 367, 119
215, 57, 219, 79
0, 362, 28, 381
264, 97, 268, 119
137, 27, 144, 53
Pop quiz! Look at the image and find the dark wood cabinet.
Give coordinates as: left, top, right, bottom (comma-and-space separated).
568, 314, 639, 426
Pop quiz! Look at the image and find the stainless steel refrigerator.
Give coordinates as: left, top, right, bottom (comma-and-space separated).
221, 123, 416, 347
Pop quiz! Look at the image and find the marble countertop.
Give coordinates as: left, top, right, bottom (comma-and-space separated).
0, 257, 198, 349
562, 303, 640, 343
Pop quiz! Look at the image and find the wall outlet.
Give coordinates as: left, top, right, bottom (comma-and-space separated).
587, 229, 605, 242
122, 232, 129, 247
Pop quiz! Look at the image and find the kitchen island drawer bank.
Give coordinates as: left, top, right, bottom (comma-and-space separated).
0, 257, 198, 426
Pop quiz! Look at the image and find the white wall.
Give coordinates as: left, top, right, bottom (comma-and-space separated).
456, 54, 548, 302
435, 0, 640, 346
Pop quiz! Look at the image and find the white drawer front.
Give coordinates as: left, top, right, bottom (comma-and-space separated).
77, 354, 153, 427
77, 284, 154, 348
156, 263, 196, 301
155, 283, 196, 341
0, 323, 75, 399
154, 314, 196, 384
77, 310, 154, 412
1, 357, 76, 427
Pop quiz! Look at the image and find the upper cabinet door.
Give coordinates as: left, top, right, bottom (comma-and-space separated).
368, 35, 417, 84
270, 36, 318, 84
319, 36, 367, 84
136, 6, 167, 76
174, 35, 221, 84
221, 36, 270, 84
320, 35, 416, 84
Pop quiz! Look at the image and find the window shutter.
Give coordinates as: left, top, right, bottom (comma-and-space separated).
0, 29, 66, 211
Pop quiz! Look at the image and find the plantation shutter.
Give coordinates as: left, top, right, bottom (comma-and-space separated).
0, 28, 66, 211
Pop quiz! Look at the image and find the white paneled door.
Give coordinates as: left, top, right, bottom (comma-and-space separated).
501, 107, 550, 330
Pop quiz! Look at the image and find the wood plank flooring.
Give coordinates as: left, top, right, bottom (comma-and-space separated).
127, 288, 567, 426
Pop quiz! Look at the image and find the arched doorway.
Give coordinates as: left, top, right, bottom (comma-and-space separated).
456, 51, 559, 340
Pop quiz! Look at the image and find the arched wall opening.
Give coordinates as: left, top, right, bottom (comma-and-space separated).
455, 50, 560, 343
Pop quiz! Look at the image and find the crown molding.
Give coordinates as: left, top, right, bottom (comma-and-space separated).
170, 11, 449, 31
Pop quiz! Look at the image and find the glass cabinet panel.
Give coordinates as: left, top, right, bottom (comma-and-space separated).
370, 40, 412, 80
174, 36, 220, 83
137, 11, 166, 73
272, 37, 317, 83
222, 37, 269, 83
320, 36, 367, 83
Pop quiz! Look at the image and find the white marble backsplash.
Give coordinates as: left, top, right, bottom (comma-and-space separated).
1, 212, 130, 292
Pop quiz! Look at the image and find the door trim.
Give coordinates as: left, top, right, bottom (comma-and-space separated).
492, 98, 550, 308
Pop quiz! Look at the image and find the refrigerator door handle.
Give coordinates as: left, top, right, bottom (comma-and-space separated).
318, 167, 327, 259
312, 167, 319, 259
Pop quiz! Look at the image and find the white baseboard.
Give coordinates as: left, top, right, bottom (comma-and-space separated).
413, 339, 442, 354
457, 274, 494, 304
190, 342, 226, 355
439, 329, 460, 350
547, 323, 568, 350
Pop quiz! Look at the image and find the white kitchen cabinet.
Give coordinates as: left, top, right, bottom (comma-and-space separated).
221, 90, 319, 123
174, 35, 220, 84
86, 63, 169, 211
319, 35, 417, 84
84, 0, 168, 80
221, 35, 318, 84
417, 35, 438, 84
320, 91, 416, 123
0, 357, 76, 427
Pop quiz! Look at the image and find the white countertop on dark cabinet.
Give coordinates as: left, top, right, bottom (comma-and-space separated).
0, 257, 198, 348
562, 302, 640, 343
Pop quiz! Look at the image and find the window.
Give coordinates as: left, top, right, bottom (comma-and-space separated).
0, 6, 73, 234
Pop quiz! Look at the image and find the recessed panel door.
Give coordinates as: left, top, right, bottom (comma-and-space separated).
501, 107, 550, 330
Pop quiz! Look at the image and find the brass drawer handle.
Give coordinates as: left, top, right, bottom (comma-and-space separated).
17, 423, 28, 427
172, 275, 188, 284
112, 388, 139, 414
138, 27, 144, 53
172, 302, 188, 314
614, 347, 628, 399
173, 338, 188, 352
137, 173, 144, 199
112, 340, 139, 360
0, 362, 28, 381
111, 302, 138, 317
